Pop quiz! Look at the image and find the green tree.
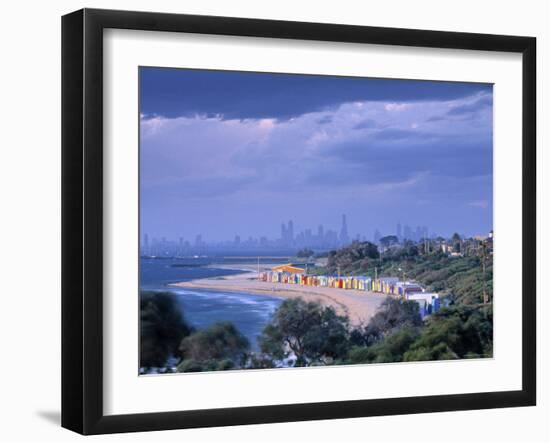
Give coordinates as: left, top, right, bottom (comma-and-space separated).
350, 297, 422, 346
140, 291, 193, 369
177, 322, 250, 372
259, 298, 350, 366
403, 240, 419, 257
327, 241, 379, 274
380, 235, 399, 248
452, 233, 462, 253
348, 326, 421, 364
404, 305, 493, 361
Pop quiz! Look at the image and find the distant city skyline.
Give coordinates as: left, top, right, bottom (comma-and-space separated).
140, 68, 493, 244
140, 214, 490, 249
140, 212, 493, 256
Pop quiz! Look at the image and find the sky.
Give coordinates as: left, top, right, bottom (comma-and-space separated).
140, 67, 493, 242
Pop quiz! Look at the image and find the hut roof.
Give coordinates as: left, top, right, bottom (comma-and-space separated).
271, 264, 306, 274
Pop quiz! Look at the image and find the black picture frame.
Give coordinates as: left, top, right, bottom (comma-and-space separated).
61, 8, 536, 435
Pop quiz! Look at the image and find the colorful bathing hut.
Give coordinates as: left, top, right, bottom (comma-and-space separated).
259, 267, 440, 316
372, 277, 399, 294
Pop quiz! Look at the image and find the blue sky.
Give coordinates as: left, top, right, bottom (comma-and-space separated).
140, 67, 493, 242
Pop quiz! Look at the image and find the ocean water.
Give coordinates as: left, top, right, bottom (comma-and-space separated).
140, 258, 282, 349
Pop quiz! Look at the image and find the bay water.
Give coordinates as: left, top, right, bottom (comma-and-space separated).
140, 257, 283, 349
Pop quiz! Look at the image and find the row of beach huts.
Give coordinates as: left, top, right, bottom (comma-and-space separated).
259, 264, 441, 317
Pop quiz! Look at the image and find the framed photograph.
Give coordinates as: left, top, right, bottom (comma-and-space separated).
62, 8, 536, 435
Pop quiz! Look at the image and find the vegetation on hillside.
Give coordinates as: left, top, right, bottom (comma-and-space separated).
318, 241, 492, 305
315, 241, 379, 275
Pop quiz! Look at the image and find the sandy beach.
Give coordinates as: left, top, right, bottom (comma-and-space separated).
170, 265, 386, 326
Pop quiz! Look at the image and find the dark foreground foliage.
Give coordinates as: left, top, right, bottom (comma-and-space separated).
349, 297, 423, 347
347, 303, 492, 364
258, 298, 350, 367
254, 297, 492, 368
140, 291, 193, 369
348, 326, 421, 364
140, 239, 493, 372
404, 304, 493, 361
177, 322, 250, 372
141, 293, 493, 372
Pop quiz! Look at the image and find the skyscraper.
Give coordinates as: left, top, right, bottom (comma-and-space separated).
288, 220, 294, 244
195, 234, 203, 247
281, 220, 294, 246
305, 228, 312, 244
318, 224, 324, 239
340, 214, 349, 245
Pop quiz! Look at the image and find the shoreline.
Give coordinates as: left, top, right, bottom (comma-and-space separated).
170, 269, 385, 326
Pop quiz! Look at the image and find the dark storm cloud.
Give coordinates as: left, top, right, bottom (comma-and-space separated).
140, 67, 492, 121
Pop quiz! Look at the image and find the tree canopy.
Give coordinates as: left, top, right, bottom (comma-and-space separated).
140, 291, 193, 369
259, 298, 350, 366
350, 297, 422, 347
404, 305, 493, 361
348, 326, 421, 364
326, 241, 379, 274
347, 304, 492, 364
379, 235, 399, 248
178, 321, 250, 372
